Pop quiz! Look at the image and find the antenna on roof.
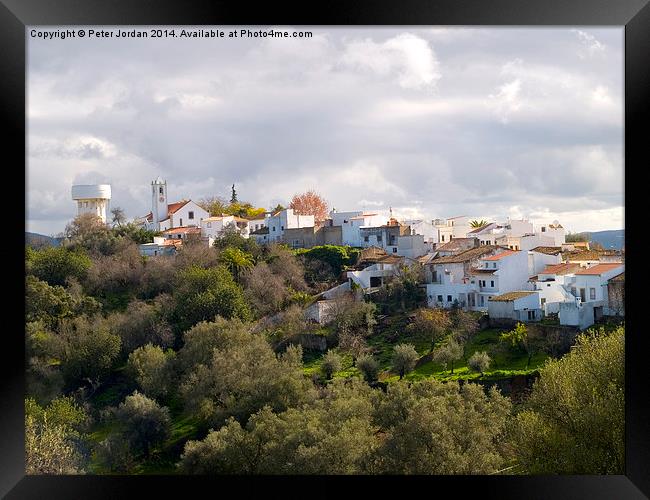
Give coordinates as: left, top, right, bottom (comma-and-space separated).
389, 206, 393, 218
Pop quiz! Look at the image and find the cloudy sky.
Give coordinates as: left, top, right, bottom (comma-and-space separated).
27, 27, 623, 236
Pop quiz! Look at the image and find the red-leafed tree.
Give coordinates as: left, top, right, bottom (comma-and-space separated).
289, 190, 329, 222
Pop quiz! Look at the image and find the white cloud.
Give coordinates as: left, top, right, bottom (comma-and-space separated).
340, 33, 440, 90
487, 78, 523, 123
571, 29, 605, 59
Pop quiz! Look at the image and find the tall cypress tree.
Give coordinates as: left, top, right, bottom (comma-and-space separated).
230, 184, 238, 204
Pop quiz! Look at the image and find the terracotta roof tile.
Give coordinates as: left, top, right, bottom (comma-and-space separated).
540, 263, 581, 275
483, 249, 518, 261
167, 200, 191, 215
162, 226, 201, 235
430, 245, 501, 264
574, 263, 624, 275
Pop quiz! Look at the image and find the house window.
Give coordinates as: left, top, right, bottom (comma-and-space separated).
590, 288, 596, 300
493, 263, 496, 268
441, 235, 445, 242
450, 235, 453, 240
255, 224, 259, 230
528, 310, 535, 320
432, 270, 438, 282
189, 211, 194, 220
541, 227, 546, 232
272, 227, 276, 231
159, 186, 164, 195
281, 226, 284, 230
364, 236, 369, 242
179, 218, 183, 226
571, 287, 577, 297
437, 295, 443, 302
393, 248, 397, 253
447, 295, 452, 302
480, 296, 485, 306
377, 235, 382, 242
490, 280, 494, 287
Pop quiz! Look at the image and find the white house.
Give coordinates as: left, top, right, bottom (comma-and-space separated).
531, 263, 582, 314
434, 216, 472, 244
497, 233, 556, 251
402, 219, 438, 244
470, 249, 531, 310
201, 215, 250, 239
488, 291, 542, 322
264, 208, 315, 243
528, 246, 563, 277
247, 217, 267, 235
138, 236, 181, 257
143, 178, 209, 232
347, 255, 407, 289
559, 263, 625, 329
469, 219, 535, 247
397, 234, 430, 259
536, 221, 566, 246
338, 212, 386, 247
424, 245, 505, 310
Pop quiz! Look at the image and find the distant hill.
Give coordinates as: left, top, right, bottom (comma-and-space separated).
25, 232, 63, 248
588, 229, 624, 250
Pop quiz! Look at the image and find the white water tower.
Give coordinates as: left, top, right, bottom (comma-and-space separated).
71, 184, 112, 223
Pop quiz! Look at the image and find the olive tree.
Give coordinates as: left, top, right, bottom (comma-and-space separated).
468, 351, 491, 376
392, 343, 419, 380
508, 327, 624, 474
320, 350, 342, 380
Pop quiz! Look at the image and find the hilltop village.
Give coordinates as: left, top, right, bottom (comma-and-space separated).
71, 178, 624, 332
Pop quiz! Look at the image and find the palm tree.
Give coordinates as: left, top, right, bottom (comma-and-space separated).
218, 247, 254, 281
470, 219, 489, 228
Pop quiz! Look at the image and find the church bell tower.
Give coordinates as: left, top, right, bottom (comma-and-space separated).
151, 177, 168, 230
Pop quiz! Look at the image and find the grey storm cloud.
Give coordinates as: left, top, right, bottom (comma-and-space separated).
27, 26, 623, 235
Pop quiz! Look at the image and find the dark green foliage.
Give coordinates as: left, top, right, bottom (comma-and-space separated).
179, 378, 512, 475
392, 343, 419, 379
126, 344, 176, 400
26, 275, 75, 326
368, 380, 512, 474
179, 379, 376, 474
509, 327, 624, 474
29, 246, 92, 287
320, 350, 342, 380
468, 351, 491, 375
111, 391, 171, 458
372, 263, 426, 313
112, 222, 161, 244
218, 247, 254, 282
356, 354, 380, 383
109, 298, 174, 355
179, 322, 315, 427
64, 213, 118, 256
295, 245, 360, 275
213, 227, 262, 260
172, 265, 251, 332
52, 316, 122, 387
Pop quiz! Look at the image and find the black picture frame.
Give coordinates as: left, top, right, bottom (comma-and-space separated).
2, 1, 647, 498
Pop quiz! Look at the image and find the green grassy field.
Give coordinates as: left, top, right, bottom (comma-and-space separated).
303, 318, 548, 384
